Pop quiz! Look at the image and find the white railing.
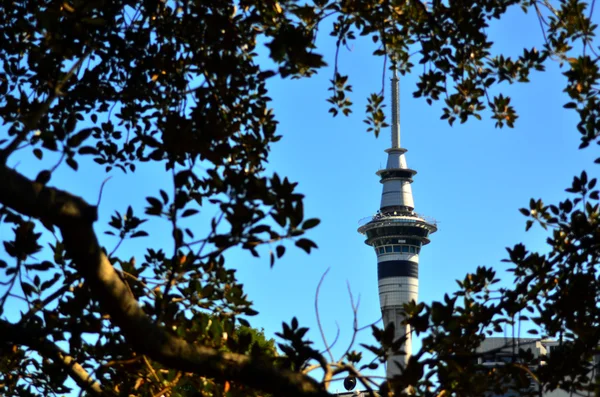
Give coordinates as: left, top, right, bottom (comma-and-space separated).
358, 211, 438, 227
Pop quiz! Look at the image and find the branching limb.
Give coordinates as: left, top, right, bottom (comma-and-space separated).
0, 50, 93, 164
315, 268, 335, 362
341, 282, 360, 360
17, 278, 77, 326
0, 259, 20, 310
0, 164, 330, 397
0, 319, 108, 396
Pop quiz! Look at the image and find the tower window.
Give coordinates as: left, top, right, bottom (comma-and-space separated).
385, 246, 393, 253
378, 247, 385, 254
393, 246, 401, 253
409, 246, 416, 253
402, 246, 409, 253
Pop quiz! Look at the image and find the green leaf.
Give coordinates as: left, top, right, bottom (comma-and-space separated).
25, 261, 53, 271
130, 231, 149, 238
145, 197, 163, 215
181, 209, 199, 217
66, 157, 78, 171
78, 146, 97, 155
276, 245, 285, 258
301, 218, 320, 230
295, 238, 317, 254
67, 128, 94, 148
40, 273, 60, 291
21, 282, 35, 297
159, 190, 169, 204
525, 220, 533, 231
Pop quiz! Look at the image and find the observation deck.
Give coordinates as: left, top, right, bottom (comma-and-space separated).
357, 211, 438, 246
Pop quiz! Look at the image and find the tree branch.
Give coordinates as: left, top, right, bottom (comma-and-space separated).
0, 319, 107, 396
0, 165, 330, 397
0, 50, 93, 164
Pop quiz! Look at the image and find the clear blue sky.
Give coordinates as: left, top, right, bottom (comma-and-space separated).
3, 4, 598, 392
231, 5, 597, 386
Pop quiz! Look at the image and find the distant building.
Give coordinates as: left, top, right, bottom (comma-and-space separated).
477, 337, 594, 397
335, 391, 369, 397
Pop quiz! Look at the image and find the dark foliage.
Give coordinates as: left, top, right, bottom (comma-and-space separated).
0, 0, 598, 396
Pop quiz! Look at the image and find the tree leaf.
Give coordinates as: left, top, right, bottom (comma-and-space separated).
295, 238, 317, 254
181, 209, 199, 217
301, 218, 320, 230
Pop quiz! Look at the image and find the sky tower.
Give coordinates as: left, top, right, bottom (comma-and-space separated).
357, 69, 437, 378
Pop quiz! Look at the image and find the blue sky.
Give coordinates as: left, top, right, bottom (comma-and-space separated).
2, 3, 598, 393
230, 5, 597, 386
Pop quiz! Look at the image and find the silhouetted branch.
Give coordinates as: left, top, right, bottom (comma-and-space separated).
315, 268, 335, 362
0, 164, 330, 397
0, 50, 93, 164
0, 319, 108, 396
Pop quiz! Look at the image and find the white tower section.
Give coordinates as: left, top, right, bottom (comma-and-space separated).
358, 69, 436, 379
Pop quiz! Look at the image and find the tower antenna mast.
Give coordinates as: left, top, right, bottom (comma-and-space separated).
391, 67, 401, 149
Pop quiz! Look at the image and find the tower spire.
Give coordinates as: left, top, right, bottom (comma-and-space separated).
391, 68, 401, 149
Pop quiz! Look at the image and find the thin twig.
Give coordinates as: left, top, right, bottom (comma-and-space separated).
109, 237, 125, 258
97, 176, 113, 208
533, 2, 550, 46
18, 281, 75, 325
0, 259, 21, 310
18, 265, 32, 309
320, 321, 340, 356
161, 169, 181, 317
315, 268, 334, 362
144, 355, 161, 383
7, 292, 28, 302
102, 355, 143, 368
302, 361, 341, 375
50, 151, 66, 174
181, 77, 208, 96
356, 315, 383, 333
1, 50, 93, 163
194, 210, 224, 257
119, 270, 159, 297
341, 282, 360, 362
151, 370, 182, 397
152, 386, 170, 397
